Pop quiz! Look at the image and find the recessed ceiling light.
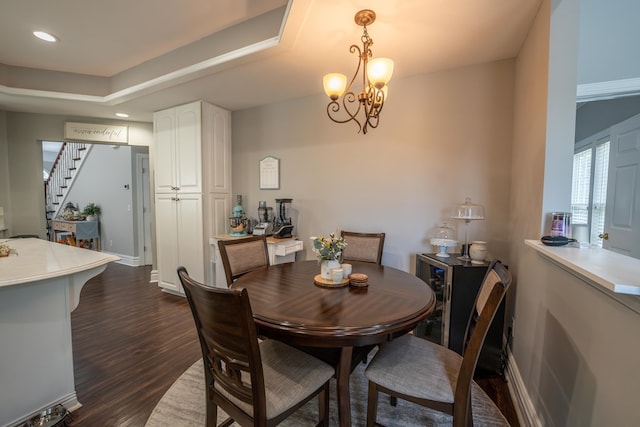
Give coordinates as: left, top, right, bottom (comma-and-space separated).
33, 31, 58, 43
115, 113, 129, 118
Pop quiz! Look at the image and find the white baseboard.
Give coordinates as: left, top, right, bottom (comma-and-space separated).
505, 349, 542, 427
101, 251, 140, 267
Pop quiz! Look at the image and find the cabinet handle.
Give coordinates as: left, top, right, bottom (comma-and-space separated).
171, 197, 177, 201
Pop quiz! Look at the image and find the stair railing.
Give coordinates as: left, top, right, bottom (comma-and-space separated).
45, 142, 92, 224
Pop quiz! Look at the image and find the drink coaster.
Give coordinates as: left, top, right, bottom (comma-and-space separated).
314, 274, 349, 288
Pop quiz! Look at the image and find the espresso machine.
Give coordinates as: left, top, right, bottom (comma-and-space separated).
273, 198, 294, 238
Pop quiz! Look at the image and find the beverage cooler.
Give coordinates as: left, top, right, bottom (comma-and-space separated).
414, 253, 507, 376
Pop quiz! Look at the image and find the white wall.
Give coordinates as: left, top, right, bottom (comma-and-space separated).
232, 60, 515, 272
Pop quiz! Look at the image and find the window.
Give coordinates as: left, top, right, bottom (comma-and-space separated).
571, 135, 610, 247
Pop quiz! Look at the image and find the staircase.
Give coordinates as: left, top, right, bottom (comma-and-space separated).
45, 142, 92, 238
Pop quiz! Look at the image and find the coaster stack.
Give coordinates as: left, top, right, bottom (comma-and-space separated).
348, 273, 369, 287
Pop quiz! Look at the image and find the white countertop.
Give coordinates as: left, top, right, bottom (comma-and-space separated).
525, 239, 640, 295
209, 234, 298, 244
0, 238, 119, 287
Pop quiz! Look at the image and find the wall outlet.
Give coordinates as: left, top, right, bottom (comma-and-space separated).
109, 240, 113, 247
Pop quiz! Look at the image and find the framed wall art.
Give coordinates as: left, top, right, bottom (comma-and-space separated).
259, 156, 280, 190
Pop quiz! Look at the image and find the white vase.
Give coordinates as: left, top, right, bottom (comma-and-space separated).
320, 259, 341, 280
469, 241, 488, 264
85, 215, 96, 222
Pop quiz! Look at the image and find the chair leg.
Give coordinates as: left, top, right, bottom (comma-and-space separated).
367, 381, 378, 427
206, 396, 217, 427
318, 383, 330, 427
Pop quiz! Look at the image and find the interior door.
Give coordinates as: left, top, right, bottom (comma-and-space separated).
604, 113, 640, 257
142, 156, 152, 265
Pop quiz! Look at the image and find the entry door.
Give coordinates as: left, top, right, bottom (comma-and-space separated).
604, 113, 640, 257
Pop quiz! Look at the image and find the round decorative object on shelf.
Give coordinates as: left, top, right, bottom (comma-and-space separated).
469, 241, 488, 264
430, 222, 457, 257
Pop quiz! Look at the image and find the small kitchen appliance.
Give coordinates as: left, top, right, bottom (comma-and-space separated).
273, 198, 294, 238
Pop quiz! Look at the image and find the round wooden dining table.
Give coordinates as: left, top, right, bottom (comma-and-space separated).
232, 260, 436, 427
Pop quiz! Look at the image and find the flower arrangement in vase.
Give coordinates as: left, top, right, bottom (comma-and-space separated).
311, 233, 347, 280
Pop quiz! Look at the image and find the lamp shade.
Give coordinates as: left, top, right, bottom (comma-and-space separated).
452, 197, 485, 220
367, 58, 394, 88
323, 73, 347, 100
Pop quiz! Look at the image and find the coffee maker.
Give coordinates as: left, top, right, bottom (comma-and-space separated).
273, 198, 294, 238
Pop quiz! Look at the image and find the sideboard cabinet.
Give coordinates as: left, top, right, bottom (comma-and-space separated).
415, 253, 506, 376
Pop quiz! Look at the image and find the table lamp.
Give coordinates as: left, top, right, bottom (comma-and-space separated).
452, 197, 485, 261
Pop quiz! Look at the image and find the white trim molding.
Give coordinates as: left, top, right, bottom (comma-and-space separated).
101, 251, 140, 267
505, 348, 542, 427
577, 77, 640, 103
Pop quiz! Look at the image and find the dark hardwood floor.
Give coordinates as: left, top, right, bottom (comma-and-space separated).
69, 263, 201, 426
69, 263, 519, 426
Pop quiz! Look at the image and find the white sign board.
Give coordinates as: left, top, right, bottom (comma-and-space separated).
64, 122, 128, 143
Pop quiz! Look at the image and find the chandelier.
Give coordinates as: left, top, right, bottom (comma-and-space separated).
322, 9, 394, 134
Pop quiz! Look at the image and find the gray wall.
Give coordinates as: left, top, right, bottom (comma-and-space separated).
64, 144, 136, 258
575, 95, 640, 142
232, 60, 515, 272
0, 112, 151, 257
577, 0, 640, 85
0, 111, 9, 229
510, 0, 640, 425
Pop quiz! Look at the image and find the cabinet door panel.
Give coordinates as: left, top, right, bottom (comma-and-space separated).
155, 195, 180, 292
208, 105, 232, 193
176, 195, 204, 283
154, 113, 176, 193
175, 103, 202, 193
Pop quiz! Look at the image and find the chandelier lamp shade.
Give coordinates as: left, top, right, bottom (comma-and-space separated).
322, 9, 394, 134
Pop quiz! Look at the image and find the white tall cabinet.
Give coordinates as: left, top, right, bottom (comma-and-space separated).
152, 101, 231, 294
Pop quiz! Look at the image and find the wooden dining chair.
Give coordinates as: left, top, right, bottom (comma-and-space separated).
218, 235, 270, 287
365, 260, 512, 427
340, 230, 386, 264
177, 267, 334, 427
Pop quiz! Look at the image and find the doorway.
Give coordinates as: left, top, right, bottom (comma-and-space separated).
136, 153, 153, 265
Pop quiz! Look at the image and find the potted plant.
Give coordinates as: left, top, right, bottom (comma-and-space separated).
311, 233, 347, 280
82, 203, 101, 221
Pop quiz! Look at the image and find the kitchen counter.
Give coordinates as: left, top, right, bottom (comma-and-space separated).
0, 238, 119, 427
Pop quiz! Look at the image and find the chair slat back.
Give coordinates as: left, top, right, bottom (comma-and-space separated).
340, 231, 385, 264
178, 267, 265, 416
218, 236, 270, 286
454, 260, 511, 426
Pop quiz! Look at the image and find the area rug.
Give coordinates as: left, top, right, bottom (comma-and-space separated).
146, 358, 508, 426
